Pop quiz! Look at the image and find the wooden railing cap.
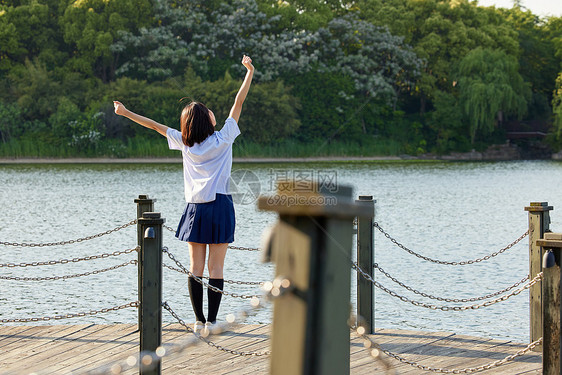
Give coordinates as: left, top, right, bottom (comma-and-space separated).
258, 181, 372, 218
525, 202, 553, 212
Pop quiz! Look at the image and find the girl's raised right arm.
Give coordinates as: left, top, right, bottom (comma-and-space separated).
113, 101, 169, 137
229, 55, 254, 123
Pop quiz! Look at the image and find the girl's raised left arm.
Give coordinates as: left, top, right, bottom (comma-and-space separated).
228, 55, 254, 123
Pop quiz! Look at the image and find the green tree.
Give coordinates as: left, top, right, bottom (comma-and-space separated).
501, 7, 558, 119
427, 91, 468, 153
0, 0, 62, 73
455, 47, 530, 143
110, 0, 194, 81
182, 0, 319, 81
255, 0, 350, 31
548, 17, 562, 64
11, 58, 62, 120
549, 17, 562, 141
553, 73, 562, 139
357, 0, 521, 114
0, 101, 23, 142
285, 70, 359, 140
239, 80, 301, 143
60, 0, 152, 82
314, 16, 421, 104
0, 8, 21, 72
105, 69, 301, 144
190, 71, 301, 143
105, 77, 184, 139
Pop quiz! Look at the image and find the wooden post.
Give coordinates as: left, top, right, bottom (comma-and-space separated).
525, 202, 553, 348
259, 181, 373, 375
138, 212, 165, 375
135, 195, 156, 331
536, 233, 562, 375
356, 196, 375, 334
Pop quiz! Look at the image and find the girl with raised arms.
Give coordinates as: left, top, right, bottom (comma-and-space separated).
113, 55, 254, 332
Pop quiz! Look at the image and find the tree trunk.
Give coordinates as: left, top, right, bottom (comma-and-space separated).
420, 96, 426, 115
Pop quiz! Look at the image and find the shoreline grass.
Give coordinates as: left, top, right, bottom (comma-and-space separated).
0, 137, 403, 159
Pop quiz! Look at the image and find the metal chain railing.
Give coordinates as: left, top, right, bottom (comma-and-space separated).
0, 246, 139, 268
162, 263, 264, 286
162, 247, 261, 299
374, 222, 529, 265
227, 245, 261, 252
374, 263, 530, 303
1, 301, 139, 323
354, 262, 543, 311
163, 225, 261, 252
80, 295, 271, 374
0, 260, 137, 281
163, 301, 270, 357
163, 225, 176, 233
358, 327, 542, 373
349, 322, 395, 374
0, 220, 137, 247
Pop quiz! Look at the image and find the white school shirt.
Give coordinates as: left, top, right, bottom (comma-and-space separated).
166, 117, 241, 203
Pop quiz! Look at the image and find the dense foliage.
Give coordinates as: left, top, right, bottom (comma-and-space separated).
0, 0, 560, 157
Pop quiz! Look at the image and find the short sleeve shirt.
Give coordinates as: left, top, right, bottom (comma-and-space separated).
166, 117, 241, 203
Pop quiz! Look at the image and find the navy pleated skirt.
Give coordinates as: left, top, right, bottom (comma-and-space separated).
175, 194, 235, 244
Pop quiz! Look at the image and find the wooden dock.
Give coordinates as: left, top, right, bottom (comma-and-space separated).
0, 324, 541, 374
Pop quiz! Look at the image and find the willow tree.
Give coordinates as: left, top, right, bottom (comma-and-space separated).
456, 47, 530, 143
356, 0, 520, 116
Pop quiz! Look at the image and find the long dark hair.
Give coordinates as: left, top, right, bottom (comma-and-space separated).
180, 102, 214, 147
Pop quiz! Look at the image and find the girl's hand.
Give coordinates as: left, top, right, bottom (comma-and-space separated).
241, 55, 254, 72
113, 101, 127, 116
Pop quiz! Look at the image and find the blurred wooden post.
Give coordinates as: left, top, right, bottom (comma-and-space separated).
135, 195, 156, 331
356, 196, 375, 334
138, 212, 164, 375
525, 202, 553, 349
259, 181, 372, 375
536, 233, 562, 375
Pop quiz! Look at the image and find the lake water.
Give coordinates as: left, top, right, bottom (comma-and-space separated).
1, 160, 562, 343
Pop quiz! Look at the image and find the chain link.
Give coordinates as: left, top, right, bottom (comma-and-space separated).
227, 245, 261, 252
374, 222, 529, 265
163, 225, 261, 251
163, 263, 264, 286
354, 262, 543, 311
374, 263, 530, 303
357, 325, 542, 374
349, 322, 395, 374
383, 337, 541, 373
162, 247, 261, 299
163, 302, 270, 357
0, 246, 139, 268
0, 220, 137, 247
0, 260, 137, 281
1, 301, 139, 323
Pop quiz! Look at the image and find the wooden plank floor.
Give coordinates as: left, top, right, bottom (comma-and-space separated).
0, 324, 542, 374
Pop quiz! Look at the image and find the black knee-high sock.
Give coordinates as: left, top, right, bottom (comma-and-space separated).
188, 276, 206, 323
207, 278, 224, 323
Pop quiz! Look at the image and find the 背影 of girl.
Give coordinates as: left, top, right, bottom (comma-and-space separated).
113, 55, 255, 333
